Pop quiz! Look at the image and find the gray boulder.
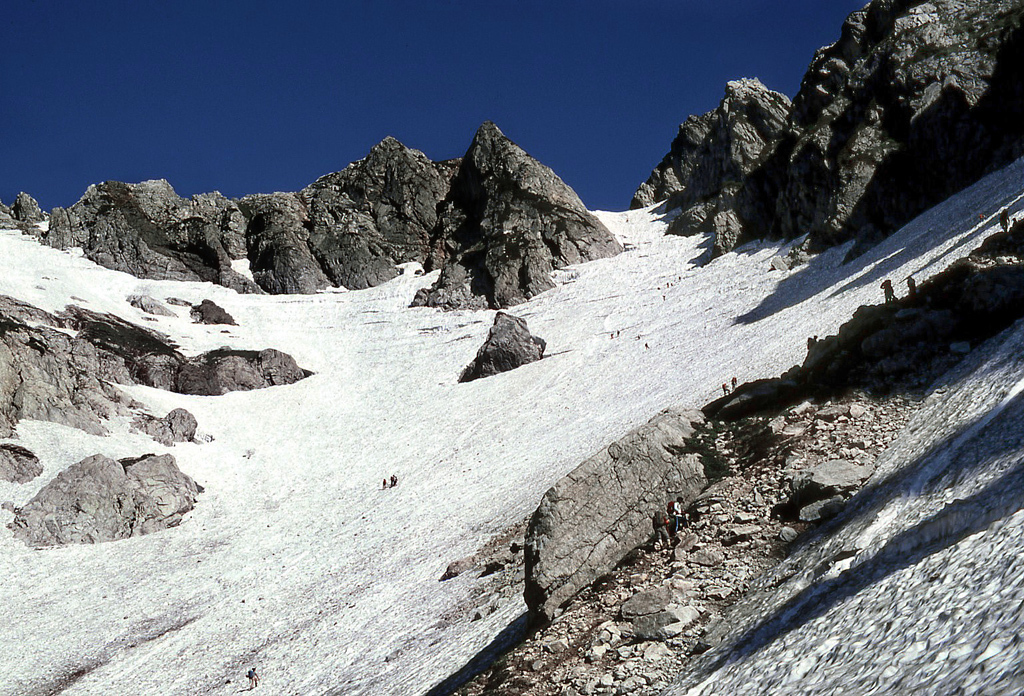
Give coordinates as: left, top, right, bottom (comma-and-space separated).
621, 586, 676, 619
8, 453, 201, 547
413, 121, 622, 309
190, 299, 236, 325
131, 408, 198, 446
524, 407, 707, 623
0, 444, 42, 484
791, 459, 873, 506
633, 606, 700, 642
799, 495, 847, 523
127, 294, 176, 317
175, 348, 308, 396
41, 180, 260, 294
459, 312, 546, 382
11, 192, 45, 223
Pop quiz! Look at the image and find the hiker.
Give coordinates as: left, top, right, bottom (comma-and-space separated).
389, 474, 398, 488
668, 497, 685, 536
906, 276, 917, 302
731, 377, 738, 391
382, 478, 388, 490
881, 279, 896, 303
1001, 208, 1010, 233
807, 336, 816, 351
722, 383, 729, 396
652, 508, 671, 550
247, 668, 259, 689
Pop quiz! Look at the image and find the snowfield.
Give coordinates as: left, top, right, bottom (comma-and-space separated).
1, 157, 1022, 695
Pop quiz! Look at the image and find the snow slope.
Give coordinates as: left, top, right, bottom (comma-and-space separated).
0, 156, 1022, 695
667, 252, 1024, 695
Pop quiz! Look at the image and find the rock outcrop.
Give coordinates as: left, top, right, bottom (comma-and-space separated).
0, 296, 309, 439
0, 298, 136, 438
190, 299, 236, 325
240, 139, 457, 295
301, 137, 457, 290
413, 122, 622, 309
8, 453, 201, 546
239, 192, 332, 294
175, 348, 308, 396
11, 192, 45, 223
636, 0, 1024, 258
632, 80, 791, 254
524, 407, 707, 624
459, 312, 546, 382
127, 294, 176, 317
0, 444, 42, 484
707, 218, 1024, 422
41, 180, 259, 294
131, 408, 198, 446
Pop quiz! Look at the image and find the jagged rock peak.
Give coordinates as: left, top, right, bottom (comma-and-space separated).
631, 79, 792, 210
296, 135, 457, 290
412, 121, 622, 310
11, 192, 45, 223
636, 0, 1024, 258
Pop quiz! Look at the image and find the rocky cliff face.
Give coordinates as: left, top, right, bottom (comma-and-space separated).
301, 137, 457, 290
632, 79, 792, 255
42, 180, 258, 293
637, 0, 1024, 257
414, 122, 622, 310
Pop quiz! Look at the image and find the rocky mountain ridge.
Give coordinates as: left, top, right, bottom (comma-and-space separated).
26, 122, 619, 311
636, 0, 1024, 259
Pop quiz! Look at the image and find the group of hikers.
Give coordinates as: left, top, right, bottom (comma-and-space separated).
652, 496, 688, 551
880, 275, 917, 305
881, 208, 1014, 306
721, 376, 737, 396
382, 474, 399, 489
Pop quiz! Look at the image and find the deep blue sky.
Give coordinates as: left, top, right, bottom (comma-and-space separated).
1, 1, 864, 213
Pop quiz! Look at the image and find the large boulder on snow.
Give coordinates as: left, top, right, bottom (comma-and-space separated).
41, 180, 258, 293
413, 121, 622, 309
8, 453, 201, 546
459, 312, 546, 382
190, 299, 236, 325
0, 444, 42, 484
175, 348, 308, 396
127, 294, 176, 317
524, 407, 707, 623
131, 408, 199, 447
